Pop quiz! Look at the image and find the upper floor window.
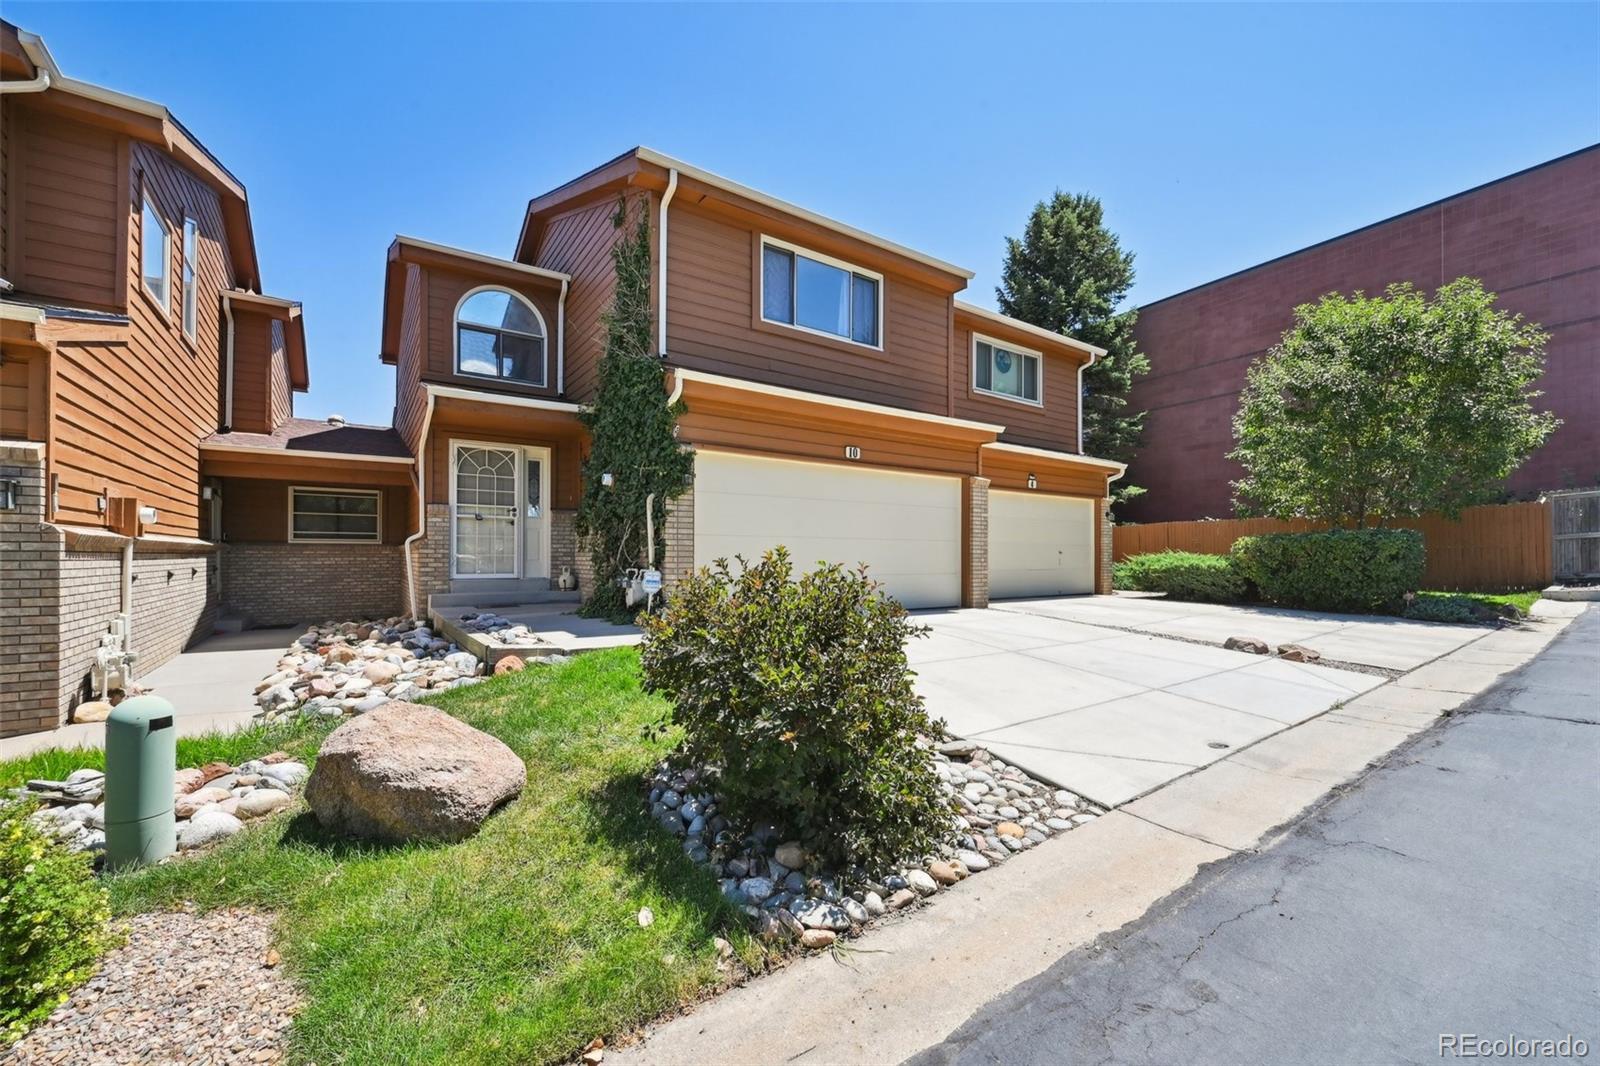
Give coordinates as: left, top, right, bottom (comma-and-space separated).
140, 195, 170, 311
760, 236, 881, 348
456, 287, 547, 387
181, 218, 198, 341
973, 335, 1041, 406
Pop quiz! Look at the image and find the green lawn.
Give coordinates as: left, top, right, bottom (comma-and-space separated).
8, 650, 755, 1065
1414, 588, 1543, 616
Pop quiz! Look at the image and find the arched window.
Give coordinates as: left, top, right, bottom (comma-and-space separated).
456, 287, 547, 386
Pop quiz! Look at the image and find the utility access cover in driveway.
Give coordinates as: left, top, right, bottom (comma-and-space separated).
910, 607, 1386, 807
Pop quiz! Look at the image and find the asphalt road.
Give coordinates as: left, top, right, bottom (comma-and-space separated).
910, 606, 1599, 1066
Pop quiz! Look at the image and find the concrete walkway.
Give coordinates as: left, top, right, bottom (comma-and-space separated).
994, 593, 1485, 671
911, 606, 1598, 1065
612, 608, 1580, 1066
0, 628, 291, 759
912, 608, 1389, 806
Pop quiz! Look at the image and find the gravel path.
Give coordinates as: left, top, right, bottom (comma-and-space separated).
8, 908, 299, 1065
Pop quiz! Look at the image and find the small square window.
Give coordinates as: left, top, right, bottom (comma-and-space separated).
973, 337, 1041, 404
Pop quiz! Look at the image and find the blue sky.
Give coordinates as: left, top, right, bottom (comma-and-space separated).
11, 2, 1597, 426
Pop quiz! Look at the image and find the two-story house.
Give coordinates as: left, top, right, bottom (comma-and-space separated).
378, 148, 1124, 619
1, 22, 1122, 742
0, 22, 411, 738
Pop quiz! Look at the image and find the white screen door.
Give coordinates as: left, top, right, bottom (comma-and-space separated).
453, 445, 518, 577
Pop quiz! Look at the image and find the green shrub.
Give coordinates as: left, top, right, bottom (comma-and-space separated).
1, 800, 115, 1044
1113, 551, 1249, 603
1404, 592, 1519, 625
639, 548, 951, 871
1232, 529, 1425, 613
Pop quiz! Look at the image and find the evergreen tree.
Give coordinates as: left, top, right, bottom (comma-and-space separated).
997, 192, 1149, 507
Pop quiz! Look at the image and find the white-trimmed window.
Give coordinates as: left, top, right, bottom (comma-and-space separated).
289, 487, 381, 543
760, 236, 882, 348
973, 335, 1042, 405
140, 194, 170, 311
181, 217, 198, 340
455, 287, 547, 386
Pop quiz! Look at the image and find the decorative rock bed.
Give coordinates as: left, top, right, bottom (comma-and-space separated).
19, 754, 310, 859
254, 617, 488, 724
645, 742, 1105, 950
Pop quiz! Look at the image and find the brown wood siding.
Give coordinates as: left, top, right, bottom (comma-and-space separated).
1, 103, 10, 279
981, 448, 1108, 498
678, 402, 981, 479
421, 420, 583, 509
394, 262, 427, 451
269, 319, 292, 428
228, 308, 276, 433
664, 202, 954, 414
7, 109, 121, 310
532, 197, 620, 403
951, 325, 1080, 453
421, 265, 563, 400
47, 140, 232, 537
0, 349, 36, 439
220, 477, 407, 545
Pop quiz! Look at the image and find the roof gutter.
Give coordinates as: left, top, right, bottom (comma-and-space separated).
0, 68, 49, 94
658, 167, 678, 357
402, 390, 438, 620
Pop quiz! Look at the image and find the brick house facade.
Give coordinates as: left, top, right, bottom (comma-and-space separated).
1125, 145, 1600, 523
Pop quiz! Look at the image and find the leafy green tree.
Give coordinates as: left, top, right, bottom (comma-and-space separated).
1230, 278, 1558, 526
576, 197, 694, 619
997, 191, 1150, 507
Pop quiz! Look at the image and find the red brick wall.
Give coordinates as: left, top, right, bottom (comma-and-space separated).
1126, 146, 1600, 522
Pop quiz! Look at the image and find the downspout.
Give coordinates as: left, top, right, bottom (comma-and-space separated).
1076, 348, 1098, 455
0, 69, 49, 94
557, 277, 568, 394
221, 293, 237, 429
657, 168, 678, 357
402, 388, 437, 619
120, 539, 134, 672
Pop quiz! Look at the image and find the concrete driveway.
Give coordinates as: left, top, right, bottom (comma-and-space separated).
909, 596, 1483, 807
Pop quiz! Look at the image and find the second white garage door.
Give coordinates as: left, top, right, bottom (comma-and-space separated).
693, 451, 963, 609
988, 490, 1096, 599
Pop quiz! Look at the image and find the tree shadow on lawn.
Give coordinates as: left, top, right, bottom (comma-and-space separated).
583, 769, 746, 941
274, 810, 453, 860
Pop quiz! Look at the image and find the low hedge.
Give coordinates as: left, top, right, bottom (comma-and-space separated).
1232, 529, 1424, 613
1112, 551, 1250, 603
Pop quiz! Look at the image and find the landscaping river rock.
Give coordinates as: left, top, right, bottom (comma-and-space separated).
305, 701, 526, 843
18, 754, 308, 860
253, 617, 487, 724
644, 742, 1105, 951
7, 907, 299, 1065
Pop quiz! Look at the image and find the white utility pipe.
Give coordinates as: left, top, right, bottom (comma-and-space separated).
657, 168, 678, 357
120, 539, 134, 672
0, 69, 49, 94
1076, 346, 1098, 454
401, 390, 438, 619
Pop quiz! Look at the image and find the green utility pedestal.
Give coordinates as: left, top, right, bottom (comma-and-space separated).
104, 695, 177, 868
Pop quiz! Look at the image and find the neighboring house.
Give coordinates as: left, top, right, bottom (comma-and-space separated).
0, 26, 1122, 740
1124, 144, 1600, 524
0, 22, 412, 738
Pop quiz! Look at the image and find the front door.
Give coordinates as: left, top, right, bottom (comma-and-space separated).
451, 442, 552, 580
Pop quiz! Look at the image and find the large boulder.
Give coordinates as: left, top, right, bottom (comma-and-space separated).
304, 701, 525, 843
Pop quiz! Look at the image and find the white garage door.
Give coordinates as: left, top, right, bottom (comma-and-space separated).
989, 490, 1096, 599
693, 451, 962, 609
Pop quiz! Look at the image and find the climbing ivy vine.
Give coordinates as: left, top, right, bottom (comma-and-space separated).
576, 195, 693, 619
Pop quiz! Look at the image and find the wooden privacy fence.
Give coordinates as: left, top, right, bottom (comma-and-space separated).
1113, 501, 1554, 590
